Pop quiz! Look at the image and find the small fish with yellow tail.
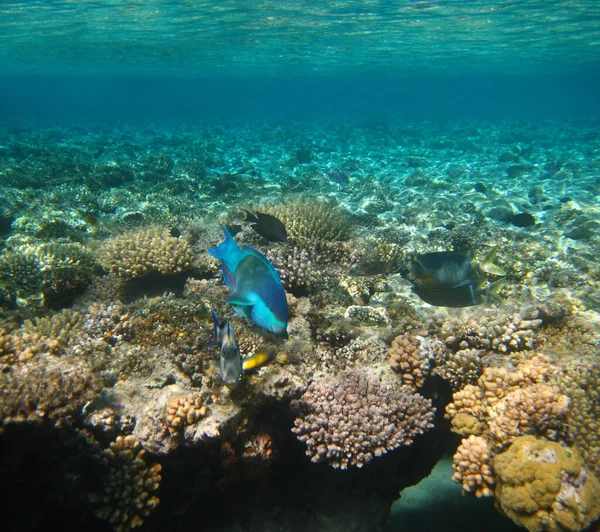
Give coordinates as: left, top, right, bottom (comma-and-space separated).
210, 310, 272, 387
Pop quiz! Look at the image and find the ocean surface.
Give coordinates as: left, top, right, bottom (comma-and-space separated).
1, 1, 599, 532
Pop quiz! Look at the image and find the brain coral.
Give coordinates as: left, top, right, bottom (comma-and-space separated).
292, 368, 435, 469
99, 227, 195, 278
493, 435, 600, 532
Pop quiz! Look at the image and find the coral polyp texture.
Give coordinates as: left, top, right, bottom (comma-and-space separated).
493, 435, 600, 532
99, 227, 195, 278
90, 435, 162, 532
452, 434, 495, 498
291, 368, 435, 469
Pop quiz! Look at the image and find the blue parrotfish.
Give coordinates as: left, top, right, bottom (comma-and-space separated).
208, 226, 289, 338
210, 310, 243, 387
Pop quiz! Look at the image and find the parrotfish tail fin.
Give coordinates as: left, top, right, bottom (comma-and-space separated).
486, 277, 506, 304
208, 225, 238, 260
479, 246, 507, 277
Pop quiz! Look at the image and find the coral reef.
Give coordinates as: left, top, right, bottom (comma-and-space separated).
493, 435, 600, 532
166, 393, 207, 436
89, 435, 162, 532
291, 368, 435, 469
445, 355, 570, 445
99, 227, 195, 278
452, 434, 495, 497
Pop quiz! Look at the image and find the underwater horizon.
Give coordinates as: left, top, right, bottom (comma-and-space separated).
1, 1, 600, 532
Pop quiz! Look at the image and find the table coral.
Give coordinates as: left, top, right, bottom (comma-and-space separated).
493, 435, 600, 532
291, 368, 435, 469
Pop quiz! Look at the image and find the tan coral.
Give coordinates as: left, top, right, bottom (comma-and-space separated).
90, 435, 162, 532
99, 227, 195, 278
445, 355, 570, 446
493, 435, 600, 532
452, 435, 495, 497
166, 393, 207, 436
388, 331, 445, 389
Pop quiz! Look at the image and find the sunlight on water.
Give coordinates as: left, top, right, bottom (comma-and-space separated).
1, 0, 599, 75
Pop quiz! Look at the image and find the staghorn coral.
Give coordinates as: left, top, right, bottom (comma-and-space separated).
493, 435, 600, 532
166, 393, 207, 437
445, 355, 570, 446
388, 331, 447, 390
292, 368, 435, 469
452, 435, 495, 497
0, 353, 99, 429
99, 227, 195, 278
90, 435, 162, 532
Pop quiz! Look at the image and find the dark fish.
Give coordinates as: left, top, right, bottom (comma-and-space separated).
409, 251, 475, 290
245, 211, 287, 242
510, 212, 536, 228
413, 278, 505, 308
349, 260, 400, 277
408, 247, 506, 307
225, 223, 243, 237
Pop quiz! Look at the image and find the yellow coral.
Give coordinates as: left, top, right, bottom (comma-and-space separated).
452, 435, 494, 497
166, 393, 207, 436
494, 435, 600, 532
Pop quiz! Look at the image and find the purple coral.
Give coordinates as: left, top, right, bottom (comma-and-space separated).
292, 369, 435, 469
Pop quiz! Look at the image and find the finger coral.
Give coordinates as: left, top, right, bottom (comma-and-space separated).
99, 227, 195, 278
90, 435, 162, 532
493, 435, 600, 532
166, 393, 207, 437
452, 435, 494, 497
292, 368, 435, 469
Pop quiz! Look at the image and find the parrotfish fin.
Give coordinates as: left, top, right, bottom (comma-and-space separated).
208, 225, 238, 260
226, 293, 254, 307
231, 305, 252, 320
478, 246, 507, 277
222, 263, 237, 291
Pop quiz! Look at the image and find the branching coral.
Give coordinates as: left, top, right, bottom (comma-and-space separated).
388, 331, 447, 389
0, 239, 95, 307
263, 200, 352, 245
99, 227, 195, 278
445, 355, 569, 445
292, 368, 435, 469
266, 245, 314, 291
90, 435, 162, 532
0, 354, 99, 430
493, 435, 600, 532
166, 393, 207, 437
452, 435, 495, 497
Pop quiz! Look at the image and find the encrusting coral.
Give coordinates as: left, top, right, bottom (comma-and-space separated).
99, 227, 195, 278
291, 368, 435, 469
89, 435, 162, 532
493, 435, 600, 532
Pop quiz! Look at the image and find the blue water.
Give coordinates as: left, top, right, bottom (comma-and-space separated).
1, 2, 600, 532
